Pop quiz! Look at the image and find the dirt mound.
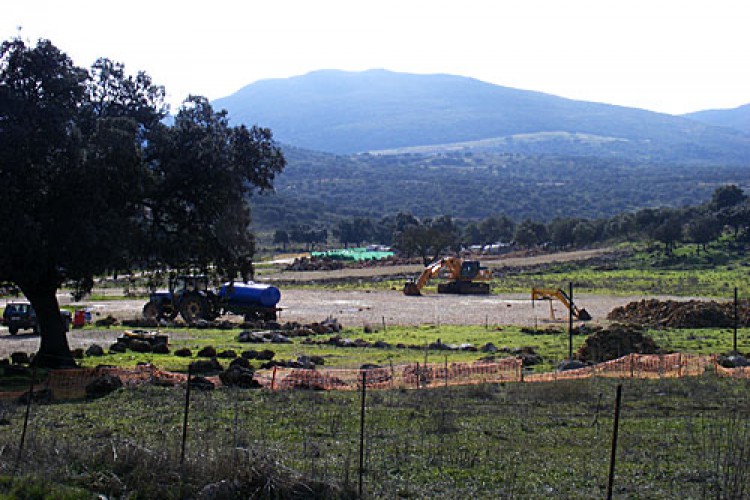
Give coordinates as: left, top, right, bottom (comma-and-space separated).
607, 299, 750, 329
577, 325, 660, 363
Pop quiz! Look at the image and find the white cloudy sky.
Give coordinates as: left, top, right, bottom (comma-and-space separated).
3, 0, 749, 115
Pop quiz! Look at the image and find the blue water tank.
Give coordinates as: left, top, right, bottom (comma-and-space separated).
219, 282, 281, 307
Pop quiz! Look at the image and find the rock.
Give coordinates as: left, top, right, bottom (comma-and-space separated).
189, 376, 215, 390
197, 346, 217, 358
481, 343, 499, 353
374, 340, 391, 349
10, 352, 30, 365
128, 340, 153, 353
718, 354, 750, 368
174, 348, 192, 357
86, 374, 123, 398
558, 359, 588, 371
71, 348, 85, 359
189, 359, 223, 374
217, 349, 237, 359
109, 342, 127, 353
219, 366, 260, 388
85, 345, 105, 357
241, 349, 258, 359
229, 357, 251, 369
256, 349, 275, 361
152, 343, 170, 354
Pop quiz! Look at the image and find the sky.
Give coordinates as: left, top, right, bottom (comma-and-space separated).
3, 0, 749, 115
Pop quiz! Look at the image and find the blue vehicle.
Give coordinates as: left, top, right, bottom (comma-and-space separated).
142, 275, 281, 323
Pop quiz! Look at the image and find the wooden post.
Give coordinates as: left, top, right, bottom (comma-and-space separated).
568, 281, 574, 361
607, 384, 623, 500
180, 364, 193, 466
358, 370, 367, 498
14, 365, 37, 478
734, 287, 738, 353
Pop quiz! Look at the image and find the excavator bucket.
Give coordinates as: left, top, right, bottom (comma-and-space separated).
577, 308, 592, 321
403, 282, 422, 296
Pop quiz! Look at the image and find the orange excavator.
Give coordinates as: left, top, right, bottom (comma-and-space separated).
403, 257, 492, 296
531, 287, 591, 321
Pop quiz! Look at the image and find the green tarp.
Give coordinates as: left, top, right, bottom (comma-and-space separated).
311, 247, 394, 261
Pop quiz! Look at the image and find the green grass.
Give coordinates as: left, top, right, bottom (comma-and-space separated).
58, 323, 750, 377
3, 375, 750, 498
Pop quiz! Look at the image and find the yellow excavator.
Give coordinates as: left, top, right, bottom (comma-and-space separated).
403, 257, 492, 296
531, 287, 592, 321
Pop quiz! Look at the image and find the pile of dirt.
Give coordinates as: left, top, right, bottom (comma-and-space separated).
576, 325, 660, 363
607, 299, 750, 329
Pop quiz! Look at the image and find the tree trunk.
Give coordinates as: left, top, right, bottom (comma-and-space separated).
20, 283, 76, 368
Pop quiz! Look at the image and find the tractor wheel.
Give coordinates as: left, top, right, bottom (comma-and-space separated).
180, 295, 208, 324
9, 327, 18, 336
142, 302, 161, 320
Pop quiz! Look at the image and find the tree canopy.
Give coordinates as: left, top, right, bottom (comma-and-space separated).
0, 38, 285, 367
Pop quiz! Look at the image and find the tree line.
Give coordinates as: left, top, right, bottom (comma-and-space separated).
271, 185, 750, 264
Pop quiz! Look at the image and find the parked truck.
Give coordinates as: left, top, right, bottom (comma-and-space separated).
142, 275, 281, 323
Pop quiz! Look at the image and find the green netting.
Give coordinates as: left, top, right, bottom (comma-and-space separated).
311, 247, 394, 261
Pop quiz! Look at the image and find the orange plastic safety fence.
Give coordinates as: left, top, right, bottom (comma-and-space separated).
263, 358, 524, 391
524, 353, 711, 383
0, 353, 735, 402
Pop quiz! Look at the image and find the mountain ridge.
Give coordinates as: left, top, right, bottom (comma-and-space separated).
213, 69, 750, 163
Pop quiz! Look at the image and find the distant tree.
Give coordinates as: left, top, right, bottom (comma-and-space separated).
273, 229, 290, 251
710, 185, 746, 212
572, 220, 597, 247
684, 215, 722, 253
463, 223, 482, 246
478, 215, 515, 245
514, 219, 548, 248
548, 218, 578, 249
392, 215, 460, 265
334, 217, 373, 248
649, 214, 684, 254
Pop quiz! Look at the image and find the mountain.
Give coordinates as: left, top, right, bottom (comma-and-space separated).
214, 69, 750, 163
683, 104, 750, 135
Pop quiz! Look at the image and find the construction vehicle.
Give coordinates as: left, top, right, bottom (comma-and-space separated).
143, 275, 281, 323
531, 287, 591, 321
403, 257, 492, 296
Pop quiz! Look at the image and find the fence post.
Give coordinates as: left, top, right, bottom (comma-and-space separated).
734, 287, 739, 353
359, 370, 367, 498
607, 384, 623, 500
271, 365, 277, 391
180, 364, 193, 466
568, 281, 574, 361
14, 365, 37, 479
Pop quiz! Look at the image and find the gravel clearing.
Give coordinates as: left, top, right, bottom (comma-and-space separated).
0, 290, 675, 359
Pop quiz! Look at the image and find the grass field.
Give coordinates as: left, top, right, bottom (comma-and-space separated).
2, 374, 750, 498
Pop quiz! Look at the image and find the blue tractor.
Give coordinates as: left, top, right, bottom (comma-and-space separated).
142, 275, 281, 323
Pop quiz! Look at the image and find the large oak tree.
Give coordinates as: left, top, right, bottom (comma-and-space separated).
0, 39, 285, 367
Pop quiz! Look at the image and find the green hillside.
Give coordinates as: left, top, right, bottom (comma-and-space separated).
214, 69, 750, 163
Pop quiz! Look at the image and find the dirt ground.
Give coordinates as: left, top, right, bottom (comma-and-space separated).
0, 290, 663, 359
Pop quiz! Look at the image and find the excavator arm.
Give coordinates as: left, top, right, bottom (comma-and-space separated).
531, 287, 591, 321
403, 257, 460, 296
404, 257, 491, 296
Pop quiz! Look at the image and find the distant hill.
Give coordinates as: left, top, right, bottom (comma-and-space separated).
214, 69, 750, 163
683, 104, 750, 135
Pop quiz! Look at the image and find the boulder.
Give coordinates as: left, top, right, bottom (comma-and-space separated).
189, 358, 223, 374
86, 374, 123, 398
197, 346, 217, 358
85, 345, 105, 357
